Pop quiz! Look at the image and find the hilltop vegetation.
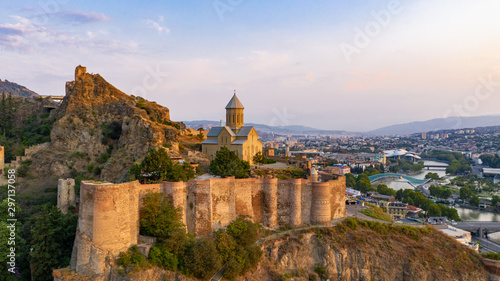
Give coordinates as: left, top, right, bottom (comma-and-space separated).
0, 94, 56, 163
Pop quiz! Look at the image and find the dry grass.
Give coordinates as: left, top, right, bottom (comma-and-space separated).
359, 203, 393, 222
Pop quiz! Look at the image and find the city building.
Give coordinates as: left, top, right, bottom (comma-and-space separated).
434, 225, 478, 251
327, 164, 351, 176
387, 202, 408, 220
202, 93, 263, 165
370, 193, 395, 208
422, 131, 427, 139
406, 205, 423, 218
345, 187, 361, 197
263, 148, 275, 157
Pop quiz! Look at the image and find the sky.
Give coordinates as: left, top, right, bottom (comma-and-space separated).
1, 0, 500, 132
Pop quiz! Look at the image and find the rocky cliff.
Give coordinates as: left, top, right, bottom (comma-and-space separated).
28, 65, 182, 184
238, 219, 488, 281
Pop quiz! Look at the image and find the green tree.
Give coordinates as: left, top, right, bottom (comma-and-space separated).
139, 193, 185, 241
129, 148, 196, 183
376, 184, 396, 197
252, 151, 267, 166
30, 206, 77, 281
6, 93, 14, 137
438, 204, 461, 221
425, 172, 440, 180
355, 173, 374, 193
209, 146, 250, 178
345, 173, 356, 188
492, 195, 500, 208
184, 238, 222, 279
428, 204, 442, 217
148, 244, 178, 271
389, 165, 399, 173
0, 92, 5, 135
460, 187, 474, 201
469, 195, 480, 207
226, 216, 259, 247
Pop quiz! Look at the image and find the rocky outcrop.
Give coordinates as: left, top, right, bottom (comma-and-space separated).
29, 66, 181, 182
238, 221, 489, 281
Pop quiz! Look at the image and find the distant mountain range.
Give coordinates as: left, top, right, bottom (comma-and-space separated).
0, 79, 38, 97
185, 115, 500, 136
367, 115, 500, 135
183, 120, 354, 136
3, 78, 500, 136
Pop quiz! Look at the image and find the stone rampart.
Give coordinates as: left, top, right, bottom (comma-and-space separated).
57, 178, 76, 214
69, 177, 345, 277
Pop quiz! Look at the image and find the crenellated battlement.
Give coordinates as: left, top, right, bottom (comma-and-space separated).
69, 177, 345, 276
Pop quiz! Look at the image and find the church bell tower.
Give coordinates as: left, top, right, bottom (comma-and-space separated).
225, 91, 244, 129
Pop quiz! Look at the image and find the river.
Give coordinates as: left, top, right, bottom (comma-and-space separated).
455, 207, 500, 222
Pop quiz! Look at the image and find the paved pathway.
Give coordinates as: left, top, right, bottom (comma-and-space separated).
474, 237, 500, 254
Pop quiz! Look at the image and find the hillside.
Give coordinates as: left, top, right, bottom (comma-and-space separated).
21, 65, 186, 187
0, 79, 39, 97
369, 115, 500, 135
239, 218, 488, 281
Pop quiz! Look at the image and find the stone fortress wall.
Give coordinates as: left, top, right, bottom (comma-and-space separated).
69, 177, 345, 276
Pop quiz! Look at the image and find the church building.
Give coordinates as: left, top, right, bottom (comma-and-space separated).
202, 93, 263, 165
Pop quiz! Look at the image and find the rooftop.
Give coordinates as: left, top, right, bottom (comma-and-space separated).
225, 93, 244, 109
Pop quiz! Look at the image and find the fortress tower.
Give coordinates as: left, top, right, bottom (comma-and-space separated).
57, 179, 76, 214
225, 92, 244, 129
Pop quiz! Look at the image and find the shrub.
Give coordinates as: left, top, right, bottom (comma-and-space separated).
223, 258, 243, 281
482, 252, 500, 260
184, 238, 222, 279
314, 264, 328, 280
117, 245, 149, 269
128, 148, 196, 183
148, 245, 178, 271
215, 232, 238, 263
226, 216, 259, 247
209, 147, 250, 178
140, 193, 185, 240
99, 153, 109, 163
101, 121, 122, 140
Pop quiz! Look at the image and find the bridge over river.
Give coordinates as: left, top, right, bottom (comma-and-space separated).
368, 173, 430, 187
453, 221, 500, 233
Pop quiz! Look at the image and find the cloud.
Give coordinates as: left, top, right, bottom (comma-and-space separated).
56, 10, 110, 24
0, 15, 137, 54
144, 16, 170, 34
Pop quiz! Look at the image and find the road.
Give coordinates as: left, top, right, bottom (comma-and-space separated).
474, 237, 500, 253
